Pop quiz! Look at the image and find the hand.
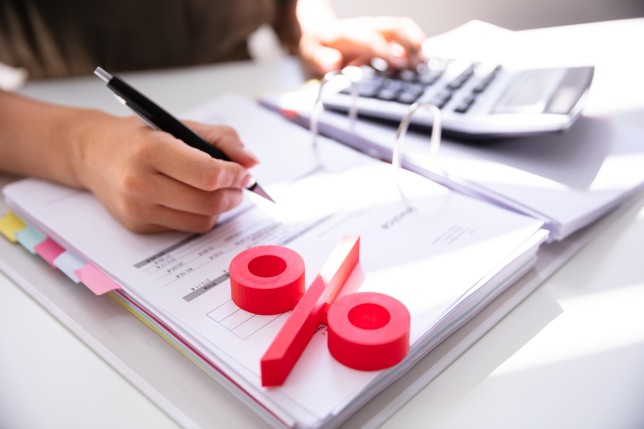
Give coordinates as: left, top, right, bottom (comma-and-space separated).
298, 16, 426, 76
71, 112, 257, 233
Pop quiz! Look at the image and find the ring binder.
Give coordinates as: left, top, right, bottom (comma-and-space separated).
392, 103, 444, 209
393, 101, 443, 174
311, 69, 359, 148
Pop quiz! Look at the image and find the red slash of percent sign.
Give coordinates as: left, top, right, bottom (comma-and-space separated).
229, 235, 411, 387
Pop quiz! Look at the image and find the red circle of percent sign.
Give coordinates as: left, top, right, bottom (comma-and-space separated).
229, 245, 305, 315
327, 291, 411, 371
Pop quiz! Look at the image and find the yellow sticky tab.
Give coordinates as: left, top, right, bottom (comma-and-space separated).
0, 211, 27, 243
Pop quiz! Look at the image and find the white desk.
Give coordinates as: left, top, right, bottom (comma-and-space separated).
2, 19, 644, 429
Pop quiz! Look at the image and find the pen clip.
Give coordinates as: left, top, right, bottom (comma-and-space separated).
113, 94, 160, 131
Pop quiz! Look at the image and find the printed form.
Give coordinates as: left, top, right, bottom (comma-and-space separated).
4, 95, 547, 428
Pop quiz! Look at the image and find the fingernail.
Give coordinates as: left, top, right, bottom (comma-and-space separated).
389, 43, 406, 58
388, 44, 408, 68
319, 49, 342, 73
241, 173, 253, 189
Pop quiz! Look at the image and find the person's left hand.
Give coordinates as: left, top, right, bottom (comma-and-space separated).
297, 16, 426, 76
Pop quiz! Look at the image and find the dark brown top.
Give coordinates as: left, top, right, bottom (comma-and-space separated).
0, 0, 294, 79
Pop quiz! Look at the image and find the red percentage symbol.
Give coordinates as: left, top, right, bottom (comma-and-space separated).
229, 235, 410, 387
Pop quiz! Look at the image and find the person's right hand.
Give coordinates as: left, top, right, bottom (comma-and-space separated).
70, 112, 258, 233
298, 16, 427, 76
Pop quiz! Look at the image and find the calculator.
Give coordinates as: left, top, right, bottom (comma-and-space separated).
322, 59, 595, 140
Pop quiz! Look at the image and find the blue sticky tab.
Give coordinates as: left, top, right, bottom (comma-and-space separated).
53, 251, 85, 283
15, 225, 46, 254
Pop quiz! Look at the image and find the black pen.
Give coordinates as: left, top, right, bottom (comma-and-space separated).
93, 66, 274, 203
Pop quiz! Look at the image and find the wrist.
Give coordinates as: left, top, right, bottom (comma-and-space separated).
65, 108, 113, 190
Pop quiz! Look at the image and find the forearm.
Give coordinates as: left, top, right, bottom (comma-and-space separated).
0, 90, 98, 187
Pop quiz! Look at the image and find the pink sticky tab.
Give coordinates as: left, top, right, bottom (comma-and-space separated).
74, 263, 122, 295
34, 238, 65, 267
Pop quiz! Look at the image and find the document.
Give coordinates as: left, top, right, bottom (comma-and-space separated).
258, 20, 644, 242
3, 95, 547, 428
261, 89, 644, 241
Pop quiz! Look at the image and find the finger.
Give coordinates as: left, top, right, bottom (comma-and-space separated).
331, 24, 405, 68
300, 35, 344, 75
118, 190, 243, 234
373, 17, 426, 52
148, 190, 242, 232
127, 205, 219, 234
186, 122, 259, 168
135, 171, 245, 216
372, 17, 427, 65
340, 29, 392, 62
309, 19, 393, 66
145, 131, 251, 192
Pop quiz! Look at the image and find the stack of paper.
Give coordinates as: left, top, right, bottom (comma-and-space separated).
3, 95, 547, 428
262, 86, 644, 240
259, 21, 644, 241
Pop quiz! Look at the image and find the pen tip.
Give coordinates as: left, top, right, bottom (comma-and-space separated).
250, 183, 276, 203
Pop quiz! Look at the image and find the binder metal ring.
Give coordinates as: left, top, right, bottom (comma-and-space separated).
393, 101, 443, 174
311, 69, 359, 148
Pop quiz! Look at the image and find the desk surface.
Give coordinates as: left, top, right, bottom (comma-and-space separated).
2, 19, 644, 429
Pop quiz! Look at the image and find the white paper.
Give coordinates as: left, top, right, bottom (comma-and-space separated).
261, 83, 644, 241
3, 95, 547, 428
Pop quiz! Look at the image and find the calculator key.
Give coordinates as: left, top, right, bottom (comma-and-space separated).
430, 90, 452, 109
473, 65, 502, 93
341, 84, 379, 98
447, 64, 475, 90
382, 78, 404, 91
401, 82, 425, 93
396, 90, 423, 104
454, 94, 477, 113
418, 70, 443, 85
398, 69, 418, 82
377, 88, 399, 101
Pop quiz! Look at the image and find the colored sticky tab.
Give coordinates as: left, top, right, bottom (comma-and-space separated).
0, 211, 27, 243
74, 263, 122, 295
34, 237, 65, 267
261, 235, 360, 387
280, 108, 299, 120
53, 251, 85, 283
15, 225, 46, 254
